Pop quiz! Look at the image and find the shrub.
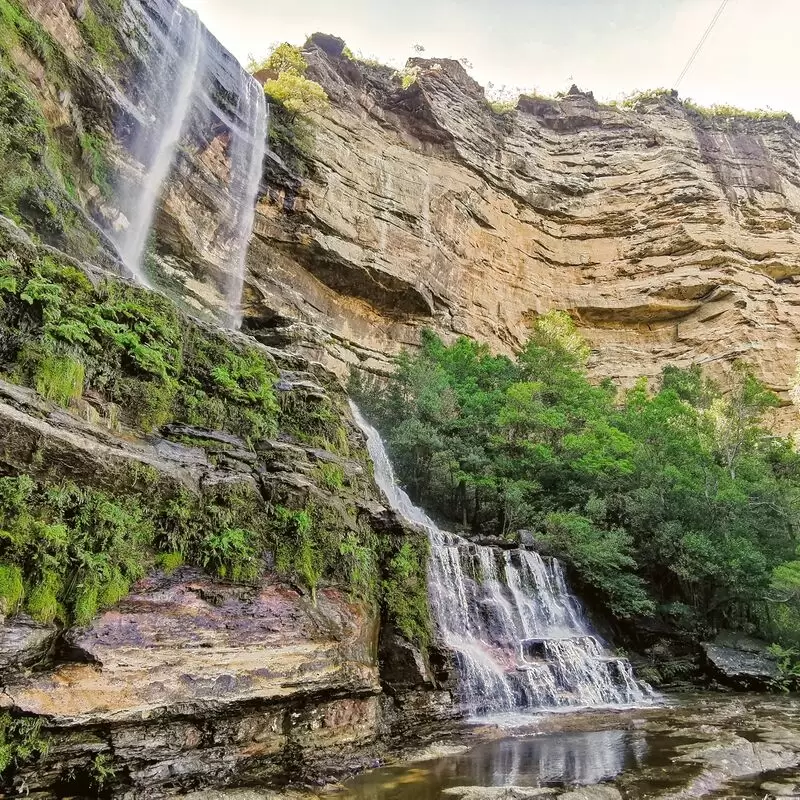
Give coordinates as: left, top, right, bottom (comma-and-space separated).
264, 71, 329, 118
0, 713, 50, 775
249, 42, 307, 76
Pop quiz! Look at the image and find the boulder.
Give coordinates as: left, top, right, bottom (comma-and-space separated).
0, 615, 58, 675
701, 632, 779, 690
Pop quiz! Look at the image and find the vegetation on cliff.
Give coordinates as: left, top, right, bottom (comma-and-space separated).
251, 42, 328, 172
0, 228, 431, 645
353, 313, 800, 646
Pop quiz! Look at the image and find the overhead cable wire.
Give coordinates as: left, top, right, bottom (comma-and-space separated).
674, 0, 732, 89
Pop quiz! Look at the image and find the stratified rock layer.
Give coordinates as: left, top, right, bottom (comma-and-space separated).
238, 54, 800, 429
22, 2, 800, 429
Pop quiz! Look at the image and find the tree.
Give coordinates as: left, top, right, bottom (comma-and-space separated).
352, 318, 800, 642
248, 42, 307, 76
264, 72, 328, 118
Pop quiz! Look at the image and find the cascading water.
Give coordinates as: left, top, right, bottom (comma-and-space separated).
350, 403, 657, 717
116, 4, 203, 286
223, 73, 267, 329
115, 0, 267, 317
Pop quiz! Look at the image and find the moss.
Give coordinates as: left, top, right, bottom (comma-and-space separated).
0, 563, 23, 614
78, 132, 112, 199
381, 536, 432, 647
0, 713, 50, 775
270, 500, 379, 604
77, 1, 123, 68
316, 462, 345, 491
73, 582, 99, 625
0, 476, 152, 625
279, 392, 349, 454
156, 551, 184, 573
0, 248, 414, 633
26, 572, 61, 624
32, 353, 84, 406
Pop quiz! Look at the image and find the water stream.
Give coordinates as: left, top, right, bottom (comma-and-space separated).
223, 71, 267, 329
116, 0, 266, 319
351, 403, 656, 716
116, 4, 202, 286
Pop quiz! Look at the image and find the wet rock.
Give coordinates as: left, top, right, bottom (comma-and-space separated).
559, 788, 622, 800
0, 615, 58, 674
441, 788, 557, 799
4, 569, 384, 795
702, 632, 779, 689
379, 629, 433, 693
668, 734, 800, 799
180, 789, 314, 799
761, 781, 800, 796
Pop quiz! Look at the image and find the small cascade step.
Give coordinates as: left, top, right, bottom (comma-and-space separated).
351, 403, 658, 716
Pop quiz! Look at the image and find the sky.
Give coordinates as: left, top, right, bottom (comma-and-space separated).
182, 0, 799, 116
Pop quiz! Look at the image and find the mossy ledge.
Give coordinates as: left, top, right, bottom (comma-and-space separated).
0, 216, 436, 794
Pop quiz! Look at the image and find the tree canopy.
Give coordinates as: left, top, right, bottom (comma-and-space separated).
352, 313, 800, 644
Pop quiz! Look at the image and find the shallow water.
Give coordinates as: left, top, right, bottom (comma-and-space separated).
335, 693, 800, 800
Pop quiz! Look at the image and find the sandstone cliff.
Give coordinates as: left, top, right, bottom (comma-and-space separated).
0, 3, 454, 791
239, 42, 800, 429
19, 2, 800, 427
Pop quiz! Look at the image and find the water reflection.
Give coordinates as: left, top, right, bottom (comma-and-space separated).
341, 730, 647, 800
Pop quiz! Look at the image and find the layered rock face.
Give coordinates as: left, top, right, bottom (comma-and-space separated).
240, 47, 800, 427
24, 1, 800, 427
0, 217, 446, 796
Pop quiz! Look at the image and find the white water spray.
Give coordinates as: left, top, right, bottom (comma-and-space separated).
224, 73, 267, 329
117, 6, 203, 286
351, 402, 657, 716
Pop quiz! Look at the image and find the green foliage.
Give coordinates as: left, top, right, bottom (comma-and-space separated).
279, 392, 349, 453
0, 713, 50, 775
201, 527, 259, 582
264, 71, 329, 118
271, 504, 322, 599
488, 98, 518, 114
0, 476, 153, 624
77, 0, 122, 67
382, 537, 432, 646
78, 132, 112, 198
269, 502, 378, 603
249, 42, 308, 76
0, 563, 23, 614
90, 753, 117, 789
615, 88, 674, 110
32, 354, 84, 406
769, 644, 800, 691
682, 99, 792, 121
316, 462, 346, 491
156, 551, 184, 573
396, 66, 420, 90
355, 313, 800, 635
0, 253, 280, 439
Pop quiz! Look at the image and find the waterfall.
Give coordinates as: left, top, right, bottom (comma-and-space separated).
224, 74, 267, 329
116, 5, 203, 286
114, 0, 266, 318
350, 403, 657, 717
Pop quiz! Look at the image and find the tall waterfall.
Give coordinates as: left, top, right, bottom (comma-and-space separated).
116, 5, 202, 286
351, 403, 656, 716
224, 73, 267, 329
116, 0, 266, 316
